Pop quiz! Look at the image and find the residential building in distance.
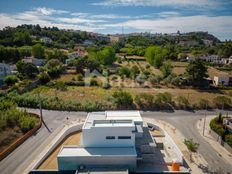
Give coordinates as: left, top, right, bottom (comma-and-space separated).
178, 40, 198, 47
213, 76, 232, 86
83, 40, 94, 46
40, 37, 52, 44
109, 35, 125, 43
22, 57, 46, 66
199, 54, 221, 64
0, 63, 11, 86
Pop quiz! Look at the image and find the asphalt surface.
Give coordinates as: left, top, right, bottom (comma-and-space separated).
0, 109, 231, 174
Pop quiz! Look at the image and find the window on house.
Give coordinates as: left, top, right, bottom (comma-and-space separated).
118, 136, 131, 139
106, 136, 115, 140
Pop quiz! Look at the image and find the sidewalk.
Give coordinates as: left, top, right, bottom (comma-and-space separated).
143, 118, 207, 174
196, 115, 232, 166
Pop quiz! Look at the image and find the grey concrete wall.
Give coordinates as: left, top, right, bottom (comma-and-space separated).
209, 129, 232, 154
57, 156, 136, 172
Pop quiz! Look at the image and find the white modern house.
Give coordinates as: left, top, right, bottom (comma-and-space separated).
57, 111, 143, 172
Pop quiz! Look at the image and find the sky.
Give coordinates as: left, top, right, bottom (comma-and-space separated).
0, 0, 232, 40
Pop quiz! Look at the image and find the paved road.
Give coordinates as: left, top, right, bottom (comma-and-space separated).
0, 109, 87, 174
0, 109, 231, 174
143, 110, 232, 174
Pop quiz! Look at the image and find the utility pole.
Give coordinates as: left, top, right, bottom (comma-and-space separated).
38, 93, 51, 133
39, 93, 43, 122
203, 103, 207, 136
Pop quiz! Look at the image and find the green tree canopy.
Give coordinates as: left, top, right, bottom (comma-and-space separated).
32, 43, 45, 59
145, 46, 166, 68
186, 59, 208, 87
95, 46, 116, 65
161, 60, 173, 78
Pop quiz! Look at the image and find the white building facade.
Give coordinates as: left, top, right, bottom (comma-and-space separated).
58, 111, 143, 172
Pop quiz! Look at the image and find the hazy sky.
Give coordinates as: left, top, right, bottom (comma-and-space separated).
0, 0, 232, 40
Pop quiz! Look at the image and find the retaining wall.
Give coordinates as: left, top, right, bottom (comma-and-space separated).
209, 129, 232, 154
0, 113, 42, 161
31, 123, 83, 170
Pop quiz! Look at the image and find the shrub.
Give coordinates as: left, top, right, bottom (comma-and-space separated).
184, 138, 199, 152
119, 67, 130, 78
102, 82, 111, 89
39, 72, 51, 84
155, 92, 172, 104
112, 75, 118, 81
225, 134, 232, 147
135, 93, 154, 108
210, 117, 226, 137
0, 99, 15, 110
199, 98, 209, 109
149, 75, 162, 85
54, 81, 67, 91
90, 78, 98, 86
19, 115, 36, 133
135, 74, 147, 85
213, 96, 231, 109
130, 65, 140, 79
4, 75, 18, 86
76, 73, 84, 81
176, 95, 189, 109
47, 66, 63, 78
112, 90, 133, 107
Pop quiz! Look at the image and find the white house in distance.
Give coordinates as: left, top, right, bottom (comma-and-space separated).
40, 37, 52, 44
57, 111, 143, 172
213, 76, 232, 86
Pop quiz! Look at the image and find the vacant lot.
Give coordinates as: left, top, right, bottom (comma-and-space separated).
29, 86, 231, 108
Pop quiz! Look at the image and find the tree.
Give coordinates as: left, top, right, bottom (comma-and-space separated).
14, 31, 32, 46
186, 59, 208, 87
16, 60, 39, 78
4, 75, 18, 86
145, 46, 165, 68
32, 43, 45, 59
39, 72, 51, 84
46, 59, 64, 78
90, 46, 116, 65
112, 90, 133, 107
161, 60, 173, 78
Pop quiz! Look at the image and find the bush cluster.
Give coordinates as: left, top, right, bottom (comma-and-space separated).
0, 100, 36, 133
209, 114, 232, 147
5, 91, 108, 112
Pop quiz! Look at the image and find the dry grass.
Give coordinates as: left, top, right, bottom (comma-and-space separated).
29, 86, 231, 107
38, 131, 81, 169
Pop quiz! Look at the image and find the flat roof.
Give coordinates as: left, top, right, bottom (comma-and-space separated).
93, 120, 134, 127
83, 111, 142, 129
58, 146, 137, 157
